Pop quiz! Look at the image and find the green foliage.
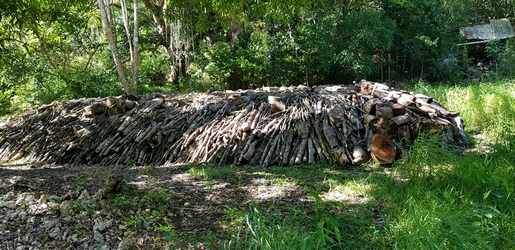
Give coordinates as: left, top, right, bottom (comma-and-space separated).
222, 197, 384, 249
3, 0, 515, 115
336, 10, 396, 80
187, 38, 232, 90
74, 201, 94, 216
0, 0, 125, 114
382, 0, 464, 82
138, 47, 172, 88
185, 30, 272, 91
397, 133, 458, 182
492, 38, 515, 78
143, 188, 171, 203
295, 14, 339, 85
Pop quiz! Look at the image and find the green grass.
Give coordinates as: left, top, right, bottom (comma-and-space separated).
215, 138, 515, 249
412, 78, 515, 141
382, 136, 515, 249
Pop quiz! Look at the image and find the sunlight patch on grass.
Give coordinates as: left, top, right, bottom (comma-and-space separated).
322, 168, 344, 175
188, 166, 238, 181
248, 171, 274, 177
319, 178, 371, 204
244, 177, 298, 201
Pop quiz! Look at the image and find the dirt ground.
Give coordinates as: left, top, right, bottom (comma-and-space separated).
0, 162, 313, 249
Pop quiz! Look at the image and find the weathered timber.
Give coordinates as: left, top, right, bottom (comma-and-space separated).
0, 80, 469, 166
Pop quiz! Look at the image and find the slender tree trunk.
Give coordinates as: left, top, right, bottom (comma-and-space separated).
120, 0, 138, 94
120, 0, 133, 61
132, 0, 139, 92
97, 0, 135, 95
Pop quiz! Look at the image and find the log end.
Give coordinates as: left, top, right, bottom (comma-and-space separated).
368, 134, 396, 164
268, 96, 285, 113
352, 145, 371, 165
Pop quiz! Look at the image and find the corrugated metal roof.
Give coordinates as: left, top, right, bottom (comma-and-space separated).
460, 19, 515, 40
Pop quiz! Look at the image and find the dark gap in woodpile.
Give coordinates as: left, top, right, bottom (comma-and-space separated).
0, 80, 468, 167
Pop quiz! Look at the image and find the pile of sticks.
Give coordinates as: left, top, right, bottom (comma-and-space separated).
0, 80, 468, 167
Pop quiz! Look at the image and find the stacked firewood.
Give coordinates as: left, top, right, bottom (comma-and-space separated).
0, 80, 468, 167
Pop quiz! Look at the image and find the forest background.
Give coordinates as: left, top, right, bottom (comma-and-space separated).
1, 0, 515, 116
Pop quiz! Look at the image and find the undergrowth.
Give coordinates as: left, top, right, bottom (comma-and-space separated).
217, 134, 515, 249
413, 78, 515, 141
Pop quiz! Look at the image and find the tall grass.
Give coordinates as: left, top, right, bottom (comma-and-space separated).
413, 79, 515, 141
384, 134, 515, 249
222, 197, 386, 250
382, 79, 515, 249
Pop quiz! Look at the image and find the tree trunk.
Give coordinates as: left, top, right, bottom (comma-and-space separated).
141, 0, 191, 86
120, 0, 138, 94
97, 0, 135, 95
226, 21, 244, 90
131, 0, 139, 93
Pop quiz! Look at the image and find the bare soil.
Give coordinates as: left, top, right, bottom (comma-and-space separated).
0, 162, 313, 249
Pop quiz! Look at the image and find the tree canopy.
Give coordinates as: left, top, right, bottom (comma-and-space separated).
1, 0, 515, 115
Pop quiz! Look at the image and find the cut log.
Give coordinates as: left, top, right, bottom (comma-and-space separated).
106, 96, 117, 107
349, 135, 370, 165
392, 103, 406, 116
359, 80, 375, 95
329, 105, 345, 126
368, 134, 396, 164
417, 102, 438, 116
334, 146, 350, 164
406, 105, 431, 119
360, 80, 391, 99
391, 113, 412, 127
268, 96, 286, 113
414, 94, 432, 104
124, 100, 136, 111
366, 116, 396, 136
375, 103, 394, 119
364, 98, 381, 114
397, 94, 416, 106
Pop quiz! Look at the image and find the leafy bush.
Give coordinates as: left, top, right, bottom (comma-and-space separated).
383, 0, 464, 82
186, 38, 232, 90
336, 11, 396, 81
496, 38, 515, 77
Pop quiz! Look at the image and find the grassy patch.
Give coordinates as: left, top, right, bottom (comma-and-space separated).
215, 135, 515, 249
188, 166, 239, 181
378, 137, 515, 249
413, 79, 515, 141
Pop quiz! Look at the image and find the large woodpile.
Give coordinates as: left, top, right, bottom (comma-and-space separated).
0, 80, 468, 167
